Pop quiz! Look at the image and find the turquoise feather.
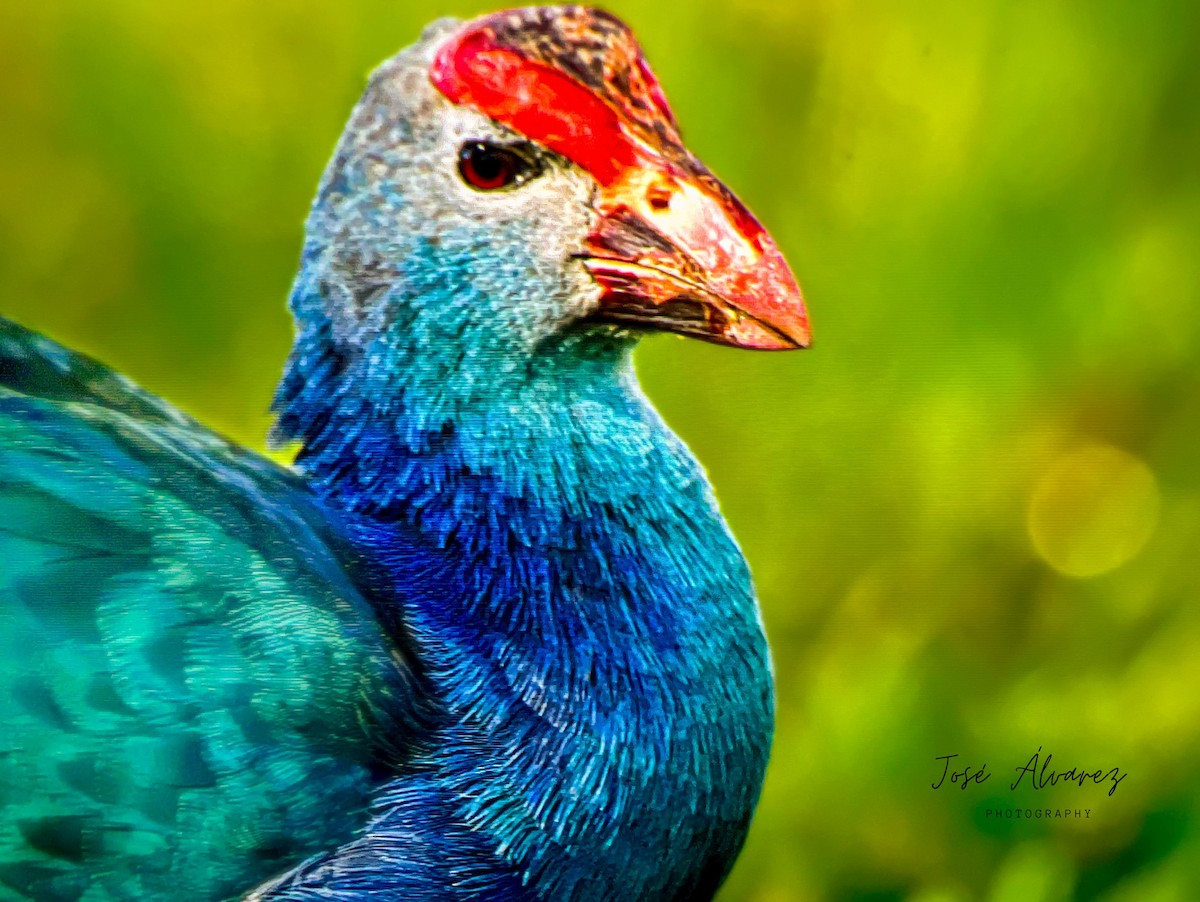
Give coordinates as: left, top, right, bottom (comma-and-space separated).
0, 319, 423, 899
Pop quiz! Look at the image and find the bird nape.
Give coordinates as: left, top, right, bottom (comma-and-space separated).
0, 6, 809, 902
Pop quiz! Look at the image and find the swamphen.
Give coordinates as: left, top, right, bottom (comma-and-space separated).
0, 7, 809, 900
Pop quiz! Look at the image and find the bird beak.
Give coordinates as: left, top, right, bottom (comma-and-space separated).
581, 161, 810, 350
428, 7, 809, 349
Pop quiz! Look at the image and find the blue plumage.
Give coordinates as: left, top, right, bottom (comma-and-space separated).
0, 7, 808, 900
0, 319, 425, 899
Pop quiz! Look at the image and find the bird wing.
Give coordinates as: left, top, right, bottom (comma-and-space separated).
0, 318, 422, 901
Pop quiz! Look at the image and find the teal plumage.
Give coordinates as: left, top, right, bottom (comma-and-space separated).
0, 319, 424, 898
0, 7, 808, 900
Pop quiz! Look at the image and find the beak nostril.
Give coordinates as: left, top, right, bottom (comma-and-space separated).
646, 185, 672, 212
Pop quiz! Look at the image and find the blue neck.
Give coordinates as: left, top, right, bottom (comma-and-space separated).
274, 293, 773, 897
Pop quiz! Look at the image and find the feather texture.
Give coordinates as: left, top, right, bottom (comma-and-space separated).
0, 319, 423, 899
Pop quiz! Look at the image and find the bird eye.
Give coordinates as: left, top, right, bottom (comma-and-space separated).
458, 142, 536, 191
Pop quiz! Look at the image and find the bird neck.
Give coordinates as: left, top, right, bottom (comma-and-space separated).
278, 319, 681, 538
279, 327, 773, 897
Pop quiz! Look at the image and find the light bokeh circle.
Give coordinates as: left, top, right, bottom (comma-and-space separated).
1027, 443, 1160, 578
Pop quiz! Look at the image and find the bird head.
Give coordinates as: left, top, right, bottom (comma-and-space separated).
275, 6, 808, 457
291, 6, 807, 352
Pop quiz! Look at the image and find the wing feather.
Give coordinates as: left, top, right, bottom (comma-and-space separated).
0, 318, 423, 901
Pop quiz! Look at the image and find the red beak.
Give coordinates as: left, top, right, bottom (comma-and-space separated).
430, 8, 809, 350
582, 160, 810, 350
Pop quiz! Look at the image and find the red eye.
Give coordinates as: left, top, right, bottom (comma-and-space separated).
458, 142, 534, 191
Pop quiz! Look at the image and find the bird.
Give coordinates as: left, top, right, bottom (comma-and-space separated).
0, 6, 809, 901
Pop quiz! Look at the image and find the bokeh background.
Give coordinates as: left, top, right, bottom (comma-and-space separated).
2, 1, 1199, 899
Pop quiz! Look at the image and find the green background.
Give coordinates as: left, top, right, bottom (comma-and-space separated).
2, 2, 1198, 899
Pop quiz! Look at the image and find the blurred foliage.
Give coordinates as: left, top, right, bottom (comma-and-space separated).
2, 1, 1199, 899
